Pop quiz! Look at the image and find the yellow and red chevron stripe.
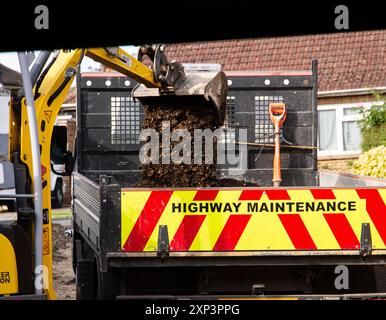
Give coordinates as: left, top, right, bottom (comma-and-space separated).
121, 187, 386, 252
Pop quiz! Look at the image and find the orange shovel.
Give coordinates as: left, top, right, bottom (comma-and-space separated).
269, 103, 287, 187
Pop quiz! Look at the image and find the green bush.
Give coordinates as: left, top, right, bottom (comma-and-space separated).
361, 122, 386, 151
359, 96, 386, 151
360, 103, 386, 128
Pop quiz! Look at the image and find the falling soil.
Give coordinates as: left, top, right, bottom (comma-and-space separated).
138, 98, 219, 187
52, 224, 76, 300
137, 98, 258, 188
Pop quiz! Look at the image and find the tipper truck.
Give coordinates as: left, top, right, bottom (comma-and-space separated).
72, 63, 386, 299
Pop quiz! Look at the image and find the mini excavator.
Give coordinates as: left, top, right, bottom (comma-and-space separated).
0, 45, 227, 299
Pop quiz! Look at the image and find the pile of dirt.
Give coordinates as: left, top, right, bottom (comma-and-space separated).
138, 98, 219, 187
216, 178, 258, 187
52, 224, 76, 300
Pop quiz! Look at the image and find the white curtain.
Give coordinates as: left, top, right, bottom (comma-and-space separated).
318, 110, 337, 151
343, 121, 361, 151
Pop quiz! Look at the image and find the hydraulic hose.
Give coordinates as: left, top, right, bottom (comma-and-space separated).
30, 51, 52, 87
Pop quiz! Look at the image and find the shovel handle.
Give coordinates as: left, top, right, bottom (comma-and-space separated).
269, 103, 287, 187
273, 122, 282, 186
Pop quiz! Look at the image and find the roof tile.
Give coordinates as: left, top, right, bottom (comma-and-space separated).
166, 30, 386, 91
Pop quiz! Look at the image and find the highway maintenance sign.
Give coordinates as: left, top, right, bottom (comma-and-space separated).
121, 188, 386, 252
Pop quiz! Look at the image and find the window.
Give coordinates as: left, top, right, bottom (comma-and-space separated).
343, 121, 361, 151
318, 109, 337, 151
317, 102, 382, 156
111, 96, 141, 145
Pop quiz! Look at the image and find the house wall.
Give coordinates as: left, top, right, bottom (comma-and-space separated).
318, 94, 380, 105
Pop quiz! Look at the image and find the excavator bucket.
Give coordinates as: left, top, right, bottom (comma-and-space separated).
132, 71, 228, 126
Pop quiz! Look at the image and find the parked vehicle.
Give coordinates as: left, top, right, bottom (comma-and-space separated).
1, 92, 66, 211
0, 90, 16, 212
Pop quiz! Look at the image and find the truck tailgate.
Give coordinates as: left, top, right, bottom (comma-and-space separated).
120, 187, 386, 254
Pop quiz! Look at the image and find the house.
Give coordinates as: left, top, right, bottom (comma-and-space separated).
0, 63, 22, 93
165, 30, 386, 159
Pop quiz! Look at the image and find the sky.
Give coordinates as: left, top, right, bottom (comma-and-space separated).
0, 45, 138, 73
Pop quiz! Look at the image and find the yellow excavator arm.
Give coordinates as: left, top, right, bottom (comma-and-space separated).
18, 47, 166, 193
86, 48, 160, 88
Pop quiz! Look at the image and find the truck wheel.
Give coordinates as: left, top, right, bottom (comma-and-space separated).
75, 258, 96, 300
350, 266, 377, 293
95, 259, 120, 300
374, 266, 386, 292
52, 180, 63, 209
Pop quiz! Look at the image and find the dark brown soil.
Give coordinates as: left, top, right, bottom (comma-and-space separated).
138, 98, 219, 187
137, 97, 258, 188
216, 178, 258, 187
